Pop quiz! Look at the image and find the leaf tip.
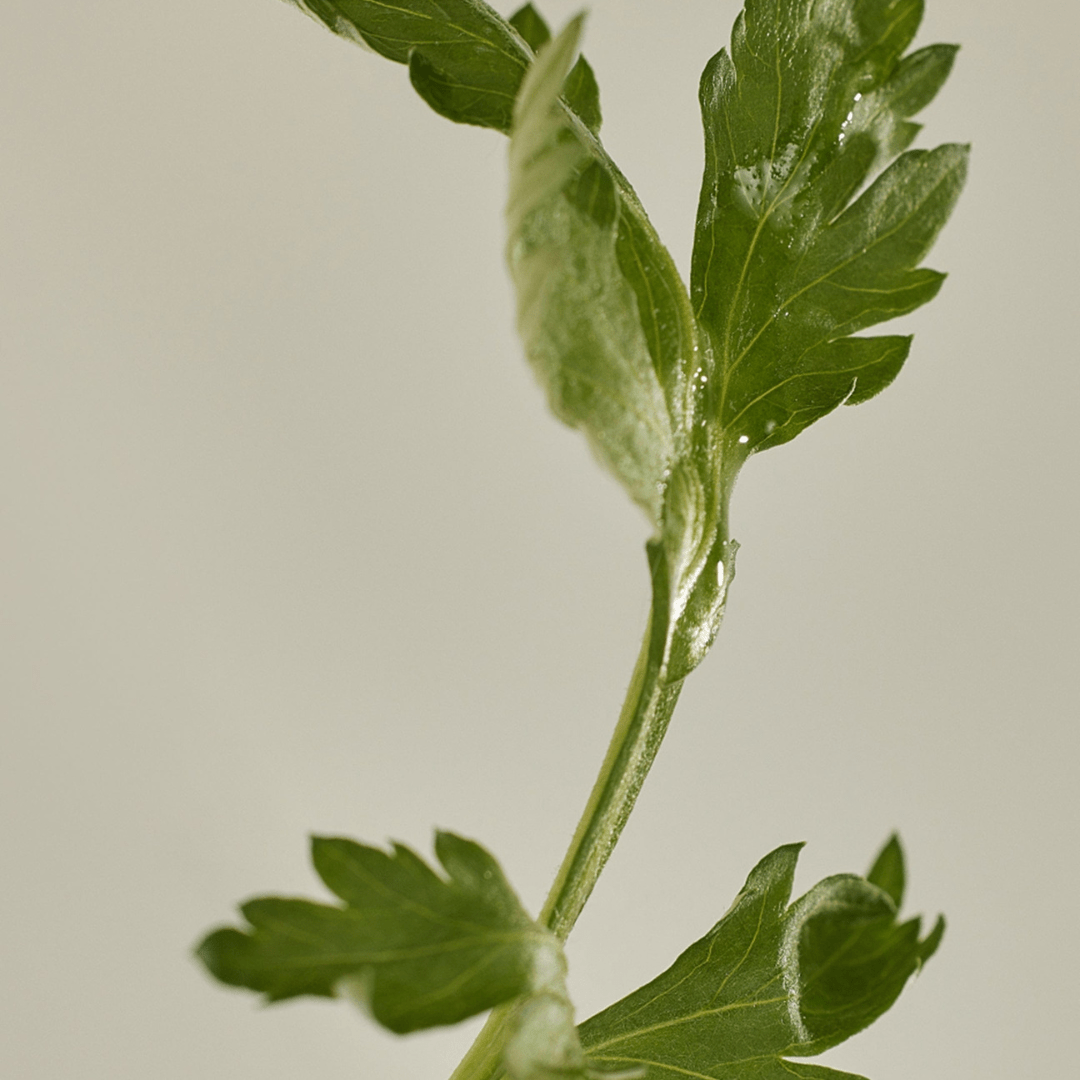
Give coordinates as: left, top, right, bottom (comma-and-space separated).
919, 913, 947, 965
309, 832, 352, 882
867, 832, 906, 907
558, 12, 589, 69
432, 827, 458, 853
194, 926, 247, 988
879, 830, 904, 858
944, 141, 973, 174
192, 928, 219, 970
433, 829, 489, 880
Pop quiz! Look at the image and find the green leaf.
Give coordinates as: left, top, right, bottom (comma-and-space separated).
407, 46, 519, 132
506, 17, 680, 525
505, 1, 965, 683
866, 833, 905, 907
888, 43, 959, 115
285, 4, 689, 508
285, 1, 602, 134
195, 831, 549, 1033
563, 54, 602, 134
578, 841, 943, 1080
282, 0, 965, 683
690, 0, 968, 459
509, 3, 551, 51
286, 0, 532, 132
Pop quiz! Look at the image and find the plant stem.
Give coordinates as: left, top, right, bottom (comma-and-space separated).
538, 601, 682, 940
447, 1005, 515, 1080
451, 576, 684, 1080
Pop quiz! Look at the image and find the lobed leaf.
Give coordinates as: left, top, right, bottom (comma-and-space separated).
277, 0, 966, 678
498, 0, 966, 678
199, 6, 964, 1072
196, 831, 547, 1033
577, 837, 943, 1080
690, 0, 968, 459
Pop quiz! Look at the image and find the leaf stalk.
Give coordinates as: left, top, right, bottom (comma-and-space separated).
451, 549, 694, 1080
539, 592, 682, 940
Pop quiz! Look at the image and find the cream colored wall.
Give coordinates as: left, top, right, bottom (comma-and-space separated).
2, 2, 1076, 1078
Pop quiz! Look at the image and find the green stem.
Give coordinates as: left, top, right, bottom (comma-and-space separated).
447, 1005, 515, 1080
451, 562, 686, 1080
538, 600, 682, 940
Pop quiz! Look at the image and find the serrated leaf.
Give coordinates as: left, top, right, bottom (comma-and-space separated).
577, 841, 942, 1080
500, 1, 965, 682
507, 17, 678, 525
690, 0, 967, 459
196, 831, 548, 1033
281, 1, 965, 680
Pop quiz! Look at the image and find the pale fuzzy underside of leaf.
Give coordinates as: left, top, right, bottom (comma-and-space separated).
507, 18, 676, 525
505, 935, 595, 1080
280, 1, 707, 536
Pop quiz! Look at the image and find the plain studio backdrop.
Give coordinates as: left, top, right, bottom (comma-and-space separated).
2, 1, 1077, 1077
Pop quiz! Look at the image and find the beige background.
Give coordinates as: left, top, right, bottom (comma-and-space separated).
2, 1, 1077, 1077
